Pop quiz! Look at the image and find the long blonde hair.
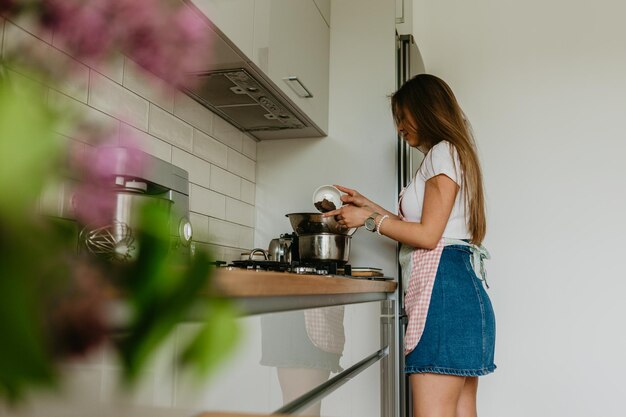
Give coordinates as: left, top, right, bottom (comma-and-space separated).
391, 74, 486, 245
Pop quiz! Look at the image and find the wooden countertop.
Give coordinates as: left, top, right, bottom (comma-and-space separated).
209, 268, 397, 298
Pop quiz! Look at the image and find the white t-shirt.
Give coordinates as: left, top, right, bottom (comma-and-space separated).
399, 140, 470, 239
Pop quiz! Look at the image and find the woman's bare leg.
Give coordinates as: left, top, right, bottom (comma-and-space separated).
410, 373, 466, 417
456, 376, 478, 417
277, 367, 330, 416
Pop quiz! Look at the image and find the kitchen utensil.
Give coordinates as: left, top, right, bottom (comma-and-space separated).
76, 147, 193, 261
80, 192, 173, 262
241, 248, 269, 261
286, 213, 356, 236
312, 185, 342, 213
350, 267, 384, 277
297, 233, 351, 263
268, 234, 293, 263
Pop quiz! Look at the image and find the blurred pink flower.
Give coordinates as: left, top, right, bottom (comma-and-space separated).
42, 0, 112, 60
71, 134, 146, 227
0, 0, 20, 15
36, 0, 211, 88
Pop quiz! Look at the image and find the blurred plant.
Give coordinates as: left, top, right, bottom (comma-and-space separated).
0, 0, 238, 405
3, 0, 210, 88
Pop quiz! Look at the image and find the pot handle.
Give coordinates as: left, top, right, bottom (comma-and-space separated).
347, 227, 358, 236
249, 248, 269, 260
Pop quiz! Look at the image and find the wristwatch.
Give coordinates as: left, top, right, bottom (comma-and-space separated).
364, 212, 380, 232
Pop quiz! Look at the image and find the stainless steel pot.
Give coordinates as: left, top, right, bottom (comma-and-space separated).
286, 213, 356, 236
298, 233, 351, 263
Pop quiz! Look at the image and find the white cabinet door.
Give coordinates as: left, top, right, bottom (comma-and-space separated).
254, 0, 330, 134
191, 0, 256, 58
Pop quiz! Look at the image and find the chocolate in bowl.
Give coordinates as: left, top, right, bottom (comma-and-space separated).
314, 198, 337, 213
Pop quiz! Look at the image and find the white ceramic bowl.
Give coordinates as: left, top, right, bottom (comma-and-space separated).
312, 185, 342, 213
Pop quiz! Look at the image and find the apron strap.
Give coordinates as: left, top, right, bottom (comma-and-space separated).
443, 238, 491, 288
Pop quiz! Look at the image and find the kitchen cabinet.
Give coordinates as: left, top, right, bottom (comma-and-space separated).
189, 0, 330, 135
190, 0, 256, 59
253, 0, 330, 134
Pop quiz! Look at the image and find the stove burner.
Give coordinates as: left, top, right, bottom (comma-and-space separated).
293, 266, 325, 275
227, 260, 351, 276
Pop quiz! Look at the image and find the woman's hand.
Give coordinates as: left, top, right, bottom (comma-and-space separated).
323, 204, 375, 229
334, 185, 372, 208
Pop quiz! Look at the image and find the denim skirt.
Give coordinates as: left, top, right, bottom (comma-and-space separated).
404, 244, 497, 376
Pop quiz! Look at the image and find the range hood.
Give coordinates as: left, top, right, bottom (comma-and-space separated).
183, 3, 325, 140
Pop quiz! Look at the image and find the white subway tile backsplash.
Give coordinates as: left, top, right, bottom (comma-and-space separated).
207, 218, 239, 247
212, 115, 243, 152
210, 166, 241, 199
208, 218, 254, 248
193, 129, 228, 169
189, 212, 210, 243
174, 91, 213, 135
190, 184, 225, 219
242, 134, 258, 161
84, 54, 125, 85
7, 15, 52, 43
240, 180, 256, 205
218, 245, 245, 263
4, 22, 88, 102
49, 89, 120, 142
148, 104, 193, 151
3, 21, 48, 70
120, 123, 172, 162
89, 70, 149, 130
192, 241, 232, 263
50, 28, 124, 84
227, 148, 256, 182
54, 64, 89, 103
225, 198, 255, 227
6, 69, 47, 101
124, 58, 174, 112
172, 148, 211, 189
240, 226, 255, 249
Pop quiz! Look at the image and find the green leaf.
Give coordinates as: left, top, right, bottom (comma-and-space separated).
179, 299, 240, 378
0, 76, 61, 219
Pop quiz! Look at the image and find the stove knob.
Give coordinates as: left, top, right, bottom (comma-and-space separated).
179, 217, 193, 246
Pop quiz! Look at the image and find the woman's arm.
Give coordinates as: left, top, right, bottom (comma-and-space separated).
325, 175, 458, 250
334, 185, 400, 220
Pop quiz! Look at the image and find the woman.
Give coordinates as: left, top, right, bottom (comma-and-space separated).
324, 74, 496, 417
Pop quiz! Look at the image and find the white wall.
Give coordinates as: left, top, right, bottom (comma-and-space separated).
255, 1, 397, 416
412, 1, 626, 415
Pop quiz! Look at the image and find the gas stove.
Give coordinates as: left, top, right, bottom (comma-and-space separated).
226, 260, 352, 276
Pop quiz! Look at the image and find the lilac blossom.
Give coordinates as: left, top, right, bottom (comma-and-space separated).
36, 0, 211, 88
71, 135, 146, 228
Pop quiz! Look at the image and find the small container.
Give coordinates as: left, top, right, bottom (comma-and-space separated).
312, 185, 342, 213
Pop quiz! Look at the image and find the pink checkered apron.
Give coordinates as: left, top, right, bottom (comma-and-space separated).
398, 184, 445, 355
304, 306, 345, 354
402, 239, 444, 355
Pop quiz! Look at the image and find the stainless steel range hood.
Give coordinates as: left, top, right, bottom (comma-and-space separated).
183, 2, 325, 140
186, 69, 306, 132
